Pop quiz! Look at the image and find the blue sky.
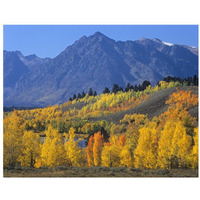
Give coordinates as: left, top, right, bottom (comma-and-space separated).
4, 25, 198, 58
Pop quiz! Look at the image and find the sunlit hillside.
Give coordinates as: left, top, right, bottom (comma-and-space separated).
3, 79, 198, 177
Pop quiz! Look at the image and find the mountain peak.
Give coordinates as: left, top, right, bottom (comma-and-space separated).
94, 31, 105, 37
92, 31, 112, 41
14, 50, 24, 57
139, 37, 149, 41
25, 54, 38, 61
90, 31, 116, 44
152, 38, 162, 43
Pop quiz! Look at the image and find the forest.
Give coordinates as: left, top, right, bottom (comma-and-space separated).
3, 76, 198, 177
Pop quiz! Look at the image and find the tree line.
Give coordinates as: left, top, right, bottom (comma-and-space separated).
162, 74, 198, 86
69, 74, 198, 101
69, 88, 97, 101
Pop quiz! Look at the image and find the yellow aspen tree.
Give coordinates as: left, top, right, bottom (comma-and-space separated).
134, 121, 158, 169
190, 127, 198, 168
123, 114, 149, 153
93, 132, 104, 166
3, 111, 24, 167
171, 121, 192, 168
126, 125, 141, 153
101, 135, 120, 167
118, 134, 132, 167
157, 120, 176, 169
18, 131, 41, 167
86, 135, 94, 167
101, 143, 112, 167
120, 146, 132, 167
64, 127, 81, 167
34, 153, 42, 168
41, 126, 65, 167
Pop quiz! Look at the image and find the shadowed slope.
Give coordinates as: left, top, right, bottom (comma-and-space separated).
87, 86, 198, 123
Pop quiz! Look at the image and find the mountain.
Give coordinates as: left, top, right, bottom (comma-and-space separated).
3, 32, 198, 107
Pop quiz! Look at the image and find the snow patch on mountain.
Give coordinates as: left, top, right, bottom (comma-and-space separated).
162, 41, 174, 46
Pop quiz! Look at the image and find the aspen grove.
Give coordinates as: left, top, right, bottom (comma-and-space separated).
3, 81, 198, 169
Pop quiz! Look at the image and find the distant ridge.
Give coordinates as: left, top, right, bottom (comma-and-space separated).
4, 32, 198, 106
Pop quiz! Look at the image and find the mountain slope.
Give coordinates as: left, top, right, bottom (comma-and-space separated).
3, 32, 198, 106
88, 86, 198, 123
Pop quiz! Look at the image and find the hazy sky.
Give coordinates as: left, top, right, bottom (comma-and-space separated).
4, 25, 198, 58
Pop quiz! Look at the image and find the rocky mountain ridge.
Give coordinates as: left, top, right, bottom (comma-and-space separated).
4, 32, 198, 106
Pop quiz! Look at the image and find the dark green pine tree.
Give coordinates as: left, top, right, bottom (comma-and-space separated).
82, 91, 86, 98
112, 84, 119, 94
88, 88, 93, 96
142, 80, 151, 90
134, 85, 139, 92
103, 87, 110, 94
77, 93, 82, 99
119, 86, 123, 92
192, 74, 198, 86
125, 83, 130, 92
93, 91, 97, 96
73, 94, 77, 100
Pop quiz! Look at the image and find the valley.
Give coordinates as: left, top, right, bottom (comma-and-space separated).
3, 32, 199, 177
3, 80, 198, 177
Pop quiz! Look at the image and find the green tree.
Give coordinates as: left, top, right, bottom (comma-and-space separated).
88, 88, 93, 96
103, 87, 110, 94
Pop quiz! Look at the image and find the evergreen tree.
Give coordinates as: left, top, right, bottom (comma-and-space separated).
125, 83, 130, 92
82, 91, 86, 98
100, 127, 109, 142
192, 74, 198, 86
138, 84, 142, 91
103, 87, 110, 94
188, 76, 193, 86
112, 84, 119, 94
134, 85, 139, 92
142, 80, 151, 90
129, 85, 134, 90
73, 94, 76, 100
69, 97, 72, 101
94, 91, 97, 96
119, 87, 124, 92
77, 93, 82, 99
88, 88, 93, 96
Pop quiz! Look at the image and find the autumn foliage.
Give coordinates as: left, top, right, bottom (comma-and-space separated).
3, 84, 198, 169
87, 132, 104, 166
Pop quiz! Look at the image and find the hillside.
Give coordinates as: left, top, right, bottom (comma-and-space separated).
88, 86, 198, 123
4, 83, 198, 134
3, 82, 199, 176
4, 32, 198, 107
